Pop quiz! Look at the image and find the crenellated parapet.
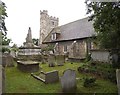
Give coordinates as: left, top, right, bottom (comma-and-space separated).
49, 16, 59, 21
40, 10, 48, 15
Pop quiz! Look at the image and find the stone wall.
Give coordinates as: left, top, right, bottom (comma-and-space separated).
48, 38, 95, 60
91, 49, 110, 63
39, 10, 59, 45
53, 40, 88, 59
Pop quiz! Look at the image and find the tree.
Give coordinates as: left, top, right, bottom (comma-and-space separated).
0, 1, 7, 35
0, 1, 11, 53
32, 38, 38, 46
0, 1, 11, 45
85, 1, 120, 49
11, 44, 19, 52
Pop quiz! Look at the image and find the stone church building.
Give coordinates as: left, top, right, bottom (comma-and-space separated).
39, 10, 96, 60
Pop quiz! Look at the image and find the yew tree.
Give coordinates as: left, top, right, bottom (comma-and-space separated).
85, 1, 120, 49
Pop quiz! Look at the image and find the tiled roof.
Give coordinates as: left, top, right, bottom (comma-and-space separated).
43, 17, 95, 43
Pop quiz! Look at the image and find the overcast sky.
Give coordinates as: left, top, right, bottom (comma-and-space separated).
2, 0, 88, 46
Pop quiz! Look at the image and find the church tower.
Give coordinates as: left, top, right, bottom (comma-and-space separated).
39, 10, 59, 45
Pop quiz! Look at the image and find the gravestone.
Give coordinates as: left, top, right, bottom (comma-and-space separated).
45, 70, 59, 83
56, 55, 65, 66
116, 69, 120, 95
48, 54, 55, 67
60, 69, 77, 92
10, 51, 16, 58
2, 53, 14, 67
17, 61, 39, 73
112, 54, 118, 63
31, 70, 59, 84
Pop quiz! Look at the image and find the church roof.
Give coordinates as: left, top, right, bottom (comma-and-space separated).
43, 17, 95, 43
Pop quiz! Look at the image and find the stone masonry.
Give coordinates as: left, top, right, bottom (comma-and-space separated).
39, 10, 59, 45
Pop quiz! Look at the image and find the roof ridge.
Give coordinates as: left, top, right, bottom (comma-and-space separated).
59, 17, 89, 27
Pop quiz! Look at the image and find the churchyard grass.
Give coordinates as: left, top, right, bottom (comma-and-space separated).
5, 62, 117, 93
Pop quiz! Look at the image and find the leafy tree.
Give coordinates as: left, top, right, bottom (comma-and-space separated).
2, 47, 10, 53
0, 1, 7, 35
32, 38, 38, 46
11, 44, 19, 52
85, 1, 120, 49
0, 1, 11, 53
0, 1, 11, 45
1, 33, 11, 45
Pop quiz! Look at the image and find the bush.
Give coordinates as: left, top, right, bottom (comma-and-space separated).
1, 47, 10, 53
83, 77, 96, 87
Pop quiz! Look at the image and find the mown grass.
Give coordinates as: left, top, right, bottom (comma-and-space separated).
5, 62, 118, 93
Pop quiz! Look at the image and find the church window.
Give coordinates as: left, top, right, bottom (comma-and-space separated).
64, 45, 67, 52
51, 33, 57, 40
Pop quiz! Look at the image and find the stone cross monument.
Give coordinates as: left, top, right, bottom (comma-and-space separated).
24, 27, 34, 47
26, 27, 32, 43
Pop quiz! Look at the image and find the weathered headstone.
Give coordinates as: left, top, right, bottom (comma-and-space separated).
48, 54, 55, 67
10, 51, 16, 58
111, 54, 118, 64
45, 70, 59, 83
60, 69, 77, 92
56, 55, 65, 66
31, 70, 59, 84
2, 53, 14, 67
17, 61, 39, 73
116, 69, 120, 95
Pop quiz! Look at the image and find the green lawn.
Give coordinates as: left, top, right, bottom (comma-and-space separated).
5, 62, 118, 93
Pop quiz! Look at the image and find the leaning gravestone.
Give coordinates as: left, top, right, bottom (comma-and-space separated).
45, 70, 59, 83
116, 69, 120, 95
56, 55, 65, 66
48, 54, 55, 67
60, 69, 77, 92
31, 70, 59, 84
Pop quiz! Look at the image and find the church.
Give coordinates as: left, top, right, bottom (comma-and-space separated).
39, 10, 97, 60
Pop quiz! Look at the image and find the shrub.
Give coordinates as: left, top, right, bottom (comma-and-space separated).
1, 47, 10, 53
83, 77, 96, 87
84, 53, 91, 62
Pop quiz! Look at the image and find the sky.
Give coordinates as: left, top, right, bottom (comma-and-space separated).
2, 0, 88, 46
